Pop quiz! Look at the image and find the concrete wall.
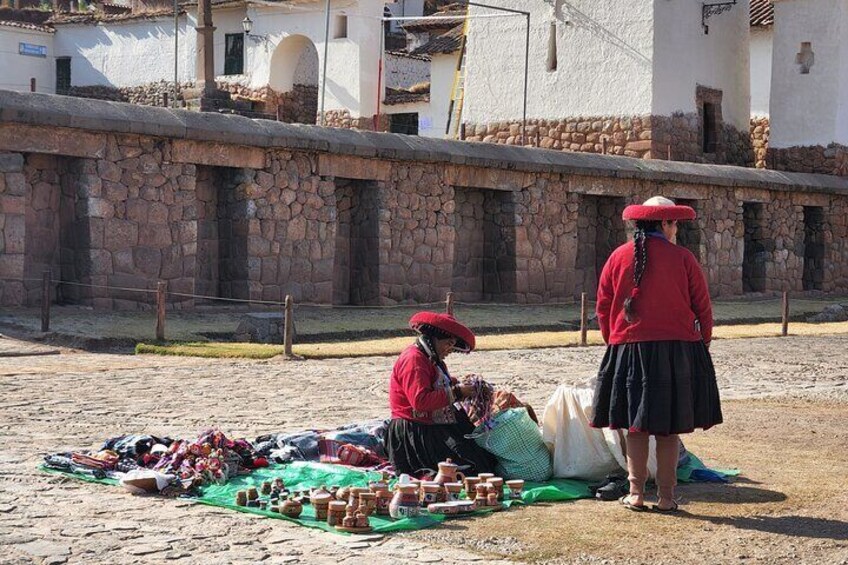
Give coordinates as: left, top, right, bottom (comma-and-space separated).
750, 26, 773, 117
0, 26, 55, 93
464, 0, 655, 123
1, 90, 847, 309
426, 53, 456, 138
53, 16, 197, 87
653, 0, 750, 131
769, 0, 848, 148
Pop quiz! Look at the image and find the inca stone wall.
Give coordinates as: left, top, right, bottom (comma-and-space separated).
767, 143, 848, 177
750, 117, 770, 169
1, 91, 848, 309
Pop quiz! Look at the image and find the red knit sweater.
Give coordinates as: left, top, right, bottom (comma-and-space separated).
389, 345, 457, 424
596, 237, 713, 345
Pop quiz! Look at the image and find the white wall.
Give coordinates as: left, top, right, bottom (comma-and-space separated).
425, 53, 456, 137
245, 0, 384, 117
53, 16, 197, 87
464, 0, 654, 123
750, 26, 773, 117
653, 0, 750, 130
385, 0, 424, 32
384, 52, 429, 89
769, 0, 848, 147
0, 27, 55, 93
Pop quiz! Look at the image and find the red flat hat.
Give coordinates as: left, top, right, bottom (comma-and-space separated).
623, 196, 696, 222
409, 311, 476, 352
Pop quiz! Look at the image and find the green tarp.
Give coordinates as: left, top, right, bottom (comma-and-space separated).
40, 457, 737, 534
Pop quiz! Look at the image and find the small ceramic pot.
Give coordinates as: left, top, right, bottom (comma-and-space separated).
369, 481, 389, 494
506, 479, 525, 499
260, 481, 272, 495
376, 490, 393, 515
390, 484, 420, 519
235, 490, 248, 507
355, 512, 369, 528
489, 477, 504, 501
487, 492, 499, 507
358, 492, 377, 516
273, 478, 285, 491
258, 499, 268, 511
327, 500, 348, 526
475, 483, 490, 502
312, 493, 332, 521
434, 458, 466, 485
464, 477, 481, 500
246, 487, 259, 501
444, 482, 463, 501
419, 481, 442, 506
478, 473, 495, 483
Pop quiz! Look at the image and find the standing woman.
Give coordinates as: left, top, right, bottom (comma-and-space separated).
385, 312, 497, 477
591, 196, 722, 512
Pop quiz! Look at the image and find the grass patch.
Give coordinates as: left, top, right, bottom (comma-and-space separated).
136, 321, 848, 359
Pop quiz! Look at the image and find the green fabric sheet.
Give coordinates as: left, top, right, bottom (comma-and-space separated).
39, 457, 737, 535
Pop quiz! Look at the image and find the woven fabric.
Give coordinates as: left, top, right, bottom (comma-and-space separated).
472, 408, 552, 482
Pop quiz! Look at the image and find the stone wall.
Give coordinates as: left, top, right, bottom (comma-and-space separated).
1, 91, 848, 309
750, 116, 770, 169
321, 109, 390, 132
766, 143, 848, 177
277, 85, 318, 125
463, 114, 754, 167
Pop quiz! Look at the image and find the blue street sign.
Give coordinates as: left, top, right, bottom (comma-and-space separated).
19, 43, 48, 58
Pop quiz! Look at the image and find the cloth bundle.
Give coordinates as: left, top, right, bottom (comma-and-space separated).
471, 407, 553, 482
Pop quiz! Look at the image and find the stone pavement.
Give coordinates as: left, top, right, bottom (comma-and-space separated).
1, 335, 847, 564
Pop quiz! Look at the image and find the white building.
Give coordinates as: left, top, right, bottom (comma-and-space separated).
749, 0, 773, 118
49, 0, 388, 124
0, 20, 56, 94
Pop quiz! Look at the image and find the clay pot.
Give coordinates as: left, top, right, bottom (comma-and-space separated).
246, 487, 259, 501
434, 458, 465, 485
358, 492, 377, 516
375, 490, 393, 515
369, 481, 389, 494
445, 482, 463, 501
327, 500, 348, 526
389, 484, 420, 519
235, 490, 248, 507
464, 476, 481, 500
478, 473, 495, 483
312, 492, 332, 521
260, 481, 272, 495
489, 477, 504, 500
419, 481, 442, 506
506, 479, 525, 499
336, 486, 352, 501
280, 498, 303, 518
355, 512, 369, 528
475, 483, 490, 502
487, 492, 499, 507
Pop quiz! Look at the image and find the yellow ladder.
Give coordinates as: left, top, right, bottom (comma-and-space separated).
445, 14, 470, 139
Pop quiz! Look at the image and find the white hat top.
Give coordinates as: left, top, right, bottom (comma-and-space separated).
642, 196, 676, 207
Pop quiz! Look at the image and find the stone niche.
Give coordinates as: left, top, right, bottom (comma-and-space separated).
575, 194, 626, 296
742, 202, 770, 293
451, 187, 517, 302
802, 206, 825, 291
333, 178, 381, 305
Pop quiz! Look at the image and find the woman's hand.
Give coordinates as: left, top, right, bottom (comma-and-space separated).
453, 383, 475, 400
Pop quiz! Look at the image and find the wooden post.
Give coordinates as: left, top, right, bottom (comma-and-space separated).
445, 292, 454, 316
580, 292, 588, 346
30, 78, 36, 93
781, 291, 789, 337
283, 295, 294, 357
41, 270, 51, 332
156, 282, 167, 341
601, 137, 608, 155
667, 144, 672, 161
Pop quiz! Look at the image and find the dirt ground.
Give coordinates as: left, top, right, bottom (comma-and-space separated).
0, 334, 847, 564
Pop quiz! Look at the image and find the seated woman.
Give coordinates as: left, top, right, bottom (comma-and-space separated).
385, 312, 497, 477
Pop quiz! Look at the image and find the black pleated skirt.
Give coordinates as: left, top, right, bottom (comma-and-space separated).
590, 341, 723, 435
385, 408, 497, 478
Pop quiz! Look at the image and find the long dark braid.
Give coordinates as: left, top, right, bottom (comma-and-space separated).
623, 220, 660, 322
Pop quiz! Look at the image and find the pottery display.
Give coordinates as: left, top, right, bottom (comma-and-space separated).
280, 497, 302, 518
506, 479, 525, 499
434, 458, 465, 485
389, 484, 420, 519
312, 492, 332, 521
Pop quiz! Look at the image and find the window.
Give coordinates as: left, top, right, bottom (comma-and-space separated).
796, 41, 814, 74
334, 14, 348, 39
224, 33, 244, 75
389, 113, 419, 135
55, 57, 71, 94
702, 102, 717, 153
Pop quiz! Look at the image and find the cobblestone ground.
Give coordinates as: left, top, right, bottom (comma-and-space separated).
1, 334, 847, 564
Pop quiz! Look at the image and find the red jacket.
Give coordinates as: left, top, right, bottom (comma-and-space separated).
389, 345, 457, 424
596, 236, 713, 345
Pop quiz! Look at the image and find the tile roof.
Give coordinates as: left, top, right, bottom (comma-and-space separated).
0, 19, 54, 33
384, 86, 430, 106
750, 0, 773, 27
411, 23, 462, 56
401, 10, 465, 32
385, 50, 431, 62
49, 9, 181, 24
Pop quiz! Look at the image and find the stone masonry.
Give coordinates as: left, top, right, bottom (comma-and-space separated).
1, 90, 847, 309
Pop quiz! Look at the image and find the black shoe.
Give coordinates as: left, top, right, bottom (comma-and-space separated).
595, 477, 629, 501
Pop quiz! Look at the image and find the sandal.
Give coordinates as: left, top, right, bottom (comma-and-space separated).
619, 494, 648, 512
652, 501, 680, 513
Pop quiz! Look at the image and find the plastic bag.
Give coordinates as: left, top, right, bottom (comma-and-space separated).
471, 408, 552, 481
541, 385, 626, 480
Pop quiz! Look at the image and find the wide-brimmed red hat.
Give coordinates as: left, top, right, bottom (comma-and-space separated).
622, 196, 696, 221
409, 311, 476, 352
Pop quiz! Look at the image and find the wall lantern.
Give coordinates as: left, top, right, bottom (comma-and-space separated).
242, 15, 269, 44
